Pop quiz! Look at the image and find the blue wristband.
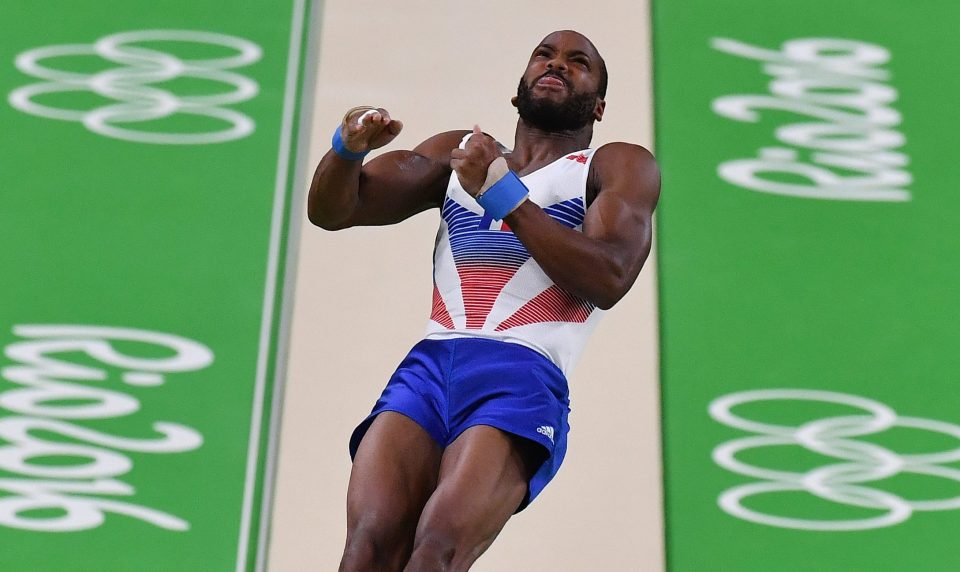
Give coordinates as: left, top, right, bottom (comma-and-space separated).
331, 125, 369, 161
477, 171, 529, 221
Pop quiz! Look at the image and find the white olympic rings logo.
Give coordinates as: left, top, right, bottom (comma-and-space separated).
8, 30, 262, 144
710, 389, 960, 531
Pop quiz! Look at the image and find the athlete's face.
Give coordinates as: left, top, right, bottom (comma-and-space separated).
513, 31, 606, 131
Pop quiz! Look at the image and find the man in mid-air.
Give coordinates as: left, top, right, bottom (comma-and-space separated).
309, 29, 660, 572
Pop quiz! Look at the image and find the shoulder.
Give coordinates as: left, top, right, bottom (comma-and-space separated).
412, 129, 472, 162
587, 142, 660, 206
593, 142, 658, 176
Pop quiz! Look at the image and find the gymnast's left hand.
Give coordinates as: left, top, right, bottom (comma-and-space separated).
450, 125, 502, 197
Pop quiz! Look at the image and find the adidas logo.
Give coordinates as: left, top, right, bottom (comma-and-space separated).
536, 425, 555, 443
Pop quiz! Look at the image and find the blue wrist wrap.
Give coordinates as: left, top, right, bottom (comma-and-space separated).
477, 171, 529, 221
331, 125, 369, 161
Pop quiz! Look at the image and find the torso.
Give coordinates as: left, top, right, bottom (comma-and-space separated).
424, 134, 606, 377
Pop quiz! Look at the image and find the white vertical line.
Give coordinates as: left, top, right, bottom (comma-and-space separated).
236, 0, 306, 570
255, 0, 322, 570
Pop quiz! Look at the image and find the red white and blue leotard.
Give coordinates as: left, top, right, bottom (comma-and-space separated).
424, 138, 604, 377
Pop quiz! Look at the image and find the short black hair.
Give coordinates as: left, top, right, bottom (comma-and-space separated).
597, 56, 608, 99
580, 35, 608, 99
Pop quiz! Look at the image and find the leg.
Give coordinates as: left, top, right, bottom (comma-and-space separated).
340, 412, 443, 572
403, 425, 546, 572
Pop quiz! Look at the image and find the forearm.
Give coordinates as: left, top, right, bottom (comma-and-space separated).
505, 201, 642, 310
307, 151, 364, 230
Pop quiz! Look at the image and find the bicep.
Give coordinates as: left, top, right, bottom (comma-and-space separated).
582, 148, 661, 273
350, 150, 451, 226
345, 130, 467, 227
583, 188, 652, 269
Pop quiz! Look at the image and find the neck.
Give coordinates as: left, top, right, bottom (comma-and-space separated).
508, 118, 593, 172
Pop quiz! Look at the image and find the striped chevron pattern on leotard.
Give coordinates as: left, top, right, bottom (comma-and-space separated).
429, 284, 456, 329
441, 195, 592, 330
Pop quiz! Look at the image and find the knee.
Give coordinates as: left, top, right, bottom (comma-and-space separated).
406, 528, 458, 570
406, 523, 489, 572
339, 516, 412, 572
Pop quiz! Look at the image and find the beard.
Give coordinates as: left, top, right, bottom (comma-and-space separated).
515, 74, 598, 131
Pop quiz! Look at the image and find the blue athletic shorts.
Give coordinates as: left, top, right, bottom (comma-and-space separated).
349, 337, 571, 511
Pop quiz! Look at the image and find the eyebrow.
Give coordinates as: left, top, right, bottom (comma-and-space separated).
537, 43, 593, 61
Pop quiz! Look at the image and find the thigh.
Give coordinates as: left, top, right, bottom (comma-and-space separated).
411, 425, 544, 564
447, 338, 570, 510
346, 412, 443, 550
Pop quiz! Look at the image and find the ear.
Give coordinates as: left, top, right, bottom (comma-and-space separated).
511, 95, 519, 108
594, 98, 606, 122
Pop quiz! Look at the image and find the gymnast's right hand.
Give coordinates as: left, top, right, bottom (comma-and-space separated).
339, 106, 404, 154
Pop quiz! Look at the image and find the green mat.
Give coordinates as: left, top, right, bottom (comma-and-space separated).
0, 1, 316, 570
653, 0, 960, 570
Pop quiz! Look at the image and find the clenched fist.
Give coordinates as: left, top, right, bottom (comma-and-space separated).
339, 106, 404, 154
450, 125, 504, 197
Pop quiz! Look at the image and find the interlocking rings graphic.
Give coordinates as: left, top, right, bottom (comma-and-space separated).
8, 30, 262, 144
709, 389, 960, 531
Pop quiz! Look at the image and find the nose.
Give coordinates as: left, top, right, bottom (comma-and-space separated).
546, 57, 567, 72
